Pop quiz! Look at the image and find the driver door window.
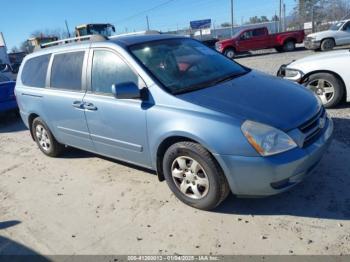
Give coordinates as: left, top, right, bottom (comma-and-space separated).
91, 50, 138, 95
241, 31, 253, 40
343, 22, 350, 32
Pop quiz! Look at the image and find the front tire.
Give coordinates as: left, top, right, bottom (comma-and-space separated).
32, 117, 64, 157
320, 38, 335, 51
224, 48, 236, 59
163, 142, 230, 210
304, 73, 344, 108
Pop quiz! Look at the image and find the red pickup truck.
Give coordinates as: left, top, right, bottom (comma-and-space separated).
215, 27, 305, 58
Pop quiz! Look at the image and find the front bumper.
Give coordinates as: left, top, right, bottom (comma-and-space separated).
215, 118, 333, 197
304, 39, 321, 50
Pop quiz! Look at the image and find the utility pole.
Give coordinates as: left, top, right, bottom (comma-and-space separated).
275, 11, 278, 33
279, 0, 282, 32
283, 3, 286, 31
146, 16, 150, 31
65, 20, 71, 38
231, 0, 234, 37
311, 4, 315, 33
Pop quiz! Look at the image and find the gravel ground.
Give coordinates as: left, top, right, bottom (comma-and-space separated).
0, 48, 349, 256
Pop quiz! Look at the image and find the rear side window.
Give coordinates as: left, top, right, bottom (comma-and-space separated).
91, 50, 138, 94
51, 51, 85, 91
253, 28, 266, 37
21, 54, 51, 88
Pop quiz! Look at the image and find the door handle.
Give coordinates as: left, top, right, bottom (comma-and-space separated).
84, 102, 98, 111
72, 101, 84, 109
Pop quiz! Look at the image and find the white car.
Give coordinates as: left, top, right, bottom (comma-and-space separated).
305, 20, 350, 51
278, 50, 350, 108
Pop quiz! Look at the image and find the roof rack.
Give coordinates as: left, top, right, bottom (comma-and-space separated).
109, 30, 161, 39
39, 34, 107, 49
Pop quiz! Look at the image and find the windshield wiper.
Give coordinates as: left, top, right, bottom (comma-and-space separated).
173, 71, 249, 95
211, 71, 248, 85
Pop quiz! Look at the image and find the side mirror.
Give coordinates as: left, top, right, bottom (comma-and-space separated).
112, 26, 116, 32
111, 82, 141, 100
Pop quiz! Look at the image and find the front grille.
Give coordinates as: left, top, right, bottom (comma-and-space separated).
299, 107, 326, 147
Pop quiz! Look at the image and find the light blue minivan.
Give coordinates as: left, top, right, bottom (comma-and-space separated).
15, 34, 333, 210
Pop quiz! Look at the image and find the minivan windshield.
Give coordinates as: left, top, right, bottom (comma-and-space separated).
129, 38, 249, 94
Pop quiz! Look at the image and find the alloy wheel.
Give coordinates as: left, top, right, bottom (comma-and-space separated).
307, 79, 335, 105
285, 42, 295, 51
35, 124, 51, 152
171, 156, 209, 200
226, 50, 235, 59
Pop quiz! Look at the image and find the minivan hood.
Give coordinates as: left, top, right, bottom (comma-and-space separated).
178, 71, 320, 131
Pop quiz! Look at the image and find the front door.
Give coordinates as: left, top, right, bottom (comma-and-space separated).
337, 22, 350, 45
83, 49, 151, 167
237, 28, 267, 51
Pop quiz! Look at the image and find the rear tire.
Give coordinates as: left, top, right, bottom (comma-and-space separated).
320, 39, 335, 51
275, 46, 284, 52
163, 142, 230, 210
283, 40, 296, 52
304, 73, 344, 108
32, 117, 64, 157
224, 48, 236, 59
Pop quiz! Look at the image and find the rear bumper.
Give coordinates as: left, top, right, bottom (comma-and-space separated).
0, 100, 17, 113
304, 39, 321, 50
215, 118, 333, 197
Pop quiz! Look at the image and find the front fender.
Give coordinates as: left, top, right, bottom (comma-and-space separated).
146, 105, 259, 169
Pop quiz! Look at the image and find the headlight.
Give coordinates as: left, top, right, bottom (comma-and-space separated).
215, 42, 223, 51
241, 120, 297, 157
284, 68, 303, 82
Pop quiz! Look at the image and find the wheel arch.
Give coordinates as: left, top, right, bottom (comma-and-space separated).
28, 113, 40, 141
301, 70, 347, 101
155, 135, 222, 182
321, 37, 336, 45
223, 45, 236, 54
283, 37, 297, 45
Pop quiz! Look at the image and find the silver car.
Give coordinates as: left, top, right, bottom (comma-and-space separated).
278, 49, 350, 108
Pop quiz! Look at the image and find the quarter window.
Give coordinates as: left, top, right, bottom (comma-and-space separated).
21, 54, 51, 88
253, 28, 266, 37
51, 51, 85, 91
91, 50, 138, 94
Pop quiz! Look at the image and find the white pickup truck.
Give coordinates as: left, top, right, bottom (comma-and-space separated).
305, 19, 350, 51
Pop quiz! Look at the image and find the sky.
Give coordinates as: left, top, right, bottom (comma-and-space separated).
0, 0, 296, 50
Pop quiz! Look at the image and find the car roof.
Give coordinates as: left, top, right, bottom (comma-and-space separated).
28, 34, 186, 58
110, 34, 186, 46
